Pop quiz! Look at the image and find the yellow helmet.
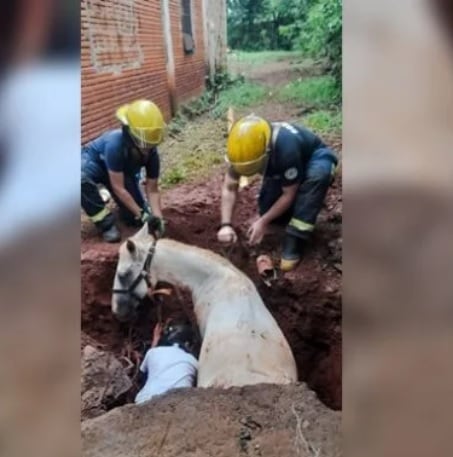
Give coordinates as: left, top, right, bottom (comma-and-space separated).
226, 114, 271, 176
116, 100, 165, 148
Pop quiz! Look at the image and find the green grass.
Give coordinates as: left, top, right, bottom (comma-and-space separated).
228, 50, 303, 64
160, 151, 224, 189
302, 109, 342, 136
161, 166, 186, 187
277, 75, 340, 108
212, 81, 268, 118
159, 116, 227, 189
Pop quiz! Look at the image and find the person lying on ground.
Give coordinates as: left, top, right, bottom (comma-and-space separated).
81, 99, 166, 243
217, 114, 338, 272
135, 318, 198, 405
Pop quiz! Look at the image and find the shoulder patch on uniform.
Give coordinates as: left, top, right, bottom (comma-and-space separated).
284, 167, 298, 180
282, 122, 298, 135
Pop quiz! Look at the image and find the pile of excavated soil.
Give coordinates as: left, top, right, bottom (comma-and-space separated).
82, 383, 341, 457
81, 166, 342, 410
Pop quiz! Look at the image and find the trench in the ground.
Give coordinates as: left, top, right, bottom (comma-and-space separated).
81, 181, 342, 411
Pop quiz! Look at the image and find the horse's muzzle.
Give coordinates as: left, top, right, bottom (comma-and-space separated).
112, 295, 139, 322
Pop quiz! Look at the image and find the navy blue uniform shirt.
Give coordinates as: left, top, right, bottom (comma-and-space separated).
84, 129, 160, 179
264, 122, 325, 186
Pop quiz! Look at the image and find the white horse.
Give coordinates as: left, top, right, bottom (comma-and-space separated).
111, 223, 297, 388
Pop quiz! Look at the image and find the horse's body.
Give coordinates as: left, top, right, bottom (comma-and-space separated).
112, 224, 298, 388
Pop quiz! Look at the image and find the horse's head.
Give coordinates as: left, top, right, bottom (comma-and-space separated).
111, 223, 158, 321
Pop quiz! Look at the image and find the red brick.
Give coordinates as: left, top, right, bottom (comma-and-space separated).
82, 0, 206, 144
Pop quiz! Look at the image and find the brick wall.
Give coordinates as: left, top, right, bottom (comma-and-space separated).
169, 0, 206, 101
81, 0, 206, 144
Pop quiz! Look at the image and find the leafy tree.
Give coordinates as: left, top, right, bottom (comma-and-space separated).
297, 0, 342, 85
227, 0, 314, 50
227, 0, 268, 51
227, 0, 342, 85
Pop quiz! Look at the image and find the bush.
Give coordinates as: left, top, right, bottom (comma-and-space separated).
296, 0, 342, 86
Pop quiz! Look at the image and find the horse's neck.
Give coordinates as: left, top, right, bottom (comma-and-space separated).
152, 239, 227, 297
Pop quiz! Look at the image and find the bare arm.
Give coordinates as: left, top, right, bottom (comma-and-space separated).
261, 183, 299, 224
145, 178, 163, 218
221, 171, 239, 224
217, 170, 240, 243
248, 184, 299, 244
108, 170, 142, 217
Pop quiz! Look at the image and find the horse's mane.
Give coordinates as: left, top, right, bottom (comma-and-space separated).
127, 228, 246, 277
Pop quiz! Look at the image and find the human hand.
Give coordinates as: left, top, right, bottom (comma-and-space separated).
146, 214, 165, 237
155, 217, 165, 236
217, 224, 238, 243
247, 218, 267, 245
139, 208, 152, 224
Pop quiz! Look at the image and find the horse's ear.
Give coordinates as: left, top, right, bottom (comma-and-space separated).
126, 239, 136, 254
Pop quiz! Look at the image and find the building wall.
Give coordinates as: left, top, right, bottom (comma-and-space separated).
202, 0, 228, 81
81, 0, 207, 144
169, 0, 206, 102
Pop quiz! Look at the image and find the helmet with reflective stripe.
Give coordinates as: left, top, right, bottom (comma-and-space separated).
116, 100, 165, 148
226, 114, 271, 176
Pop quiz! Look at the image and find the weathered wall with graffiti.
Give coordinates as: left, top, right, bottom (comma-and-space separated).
81, 0, 209, 143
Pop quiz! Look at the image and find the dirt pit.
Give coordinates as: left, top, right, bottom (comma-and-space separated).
81, 171, 342, 412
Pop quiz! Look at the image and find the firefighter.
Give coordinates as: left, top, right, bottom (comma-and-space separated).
81, 99, 165, 242
217, 114, 338, 272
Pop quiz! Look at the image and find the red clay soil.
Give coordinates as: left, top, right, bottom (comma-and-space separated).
81, 170, 342, 410
82, 383, 341, 457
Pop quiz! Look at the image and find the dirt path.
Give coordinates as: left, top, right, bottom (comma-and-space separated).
228, 53, 325, 86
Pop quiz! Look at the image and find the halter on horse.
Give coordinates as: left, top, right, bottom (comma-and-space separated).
112, 238, 157, 303
111, 218, 161, 317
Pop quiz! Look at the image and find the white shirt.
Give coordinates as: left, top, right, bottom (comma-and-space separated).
135, 345, 198, 404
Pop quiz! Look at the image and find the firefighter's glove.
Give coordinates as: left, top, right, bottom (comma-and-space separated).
147, 214, 166, 238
